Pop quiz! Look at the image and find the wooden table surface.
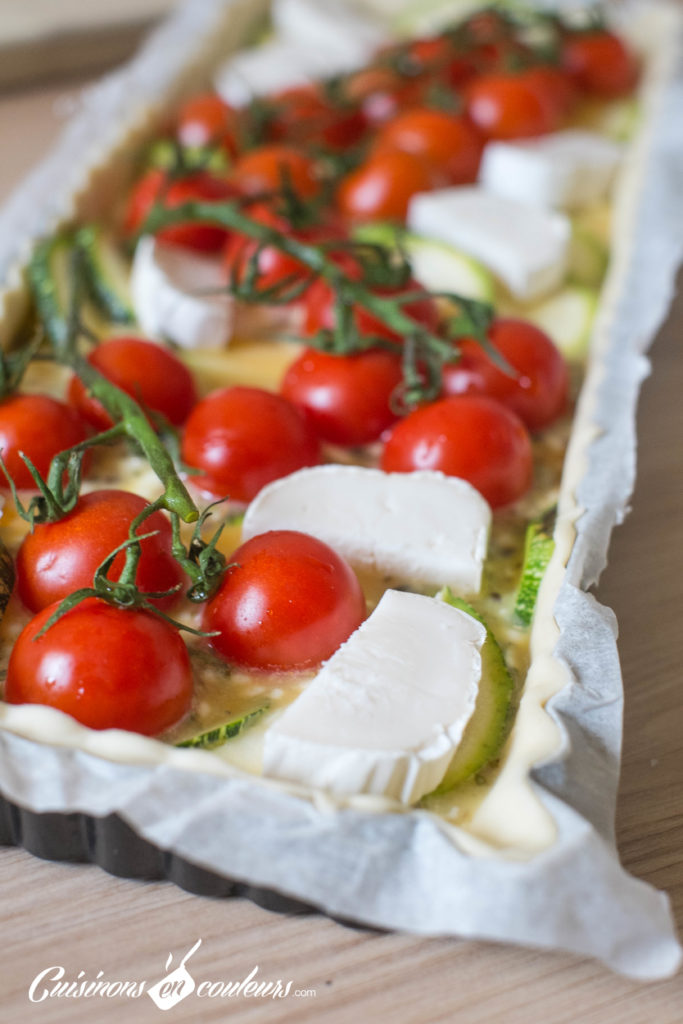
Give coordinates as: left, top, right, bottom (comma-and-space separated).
0, 79, 681, 1024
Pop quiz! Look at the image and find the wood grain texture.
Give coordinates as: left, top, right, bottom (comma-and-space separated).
0, 0, 177, 90
0, 80, 681, 1023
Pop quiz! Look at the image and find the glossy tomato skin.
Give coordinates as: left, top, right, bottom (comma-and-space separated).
181, 386, 321, 502
231, 145, 320, 199
381, 394, 533, 508
336, 150, 434, 223
16, 489, 184, 613
176, 91, 240, 157
0, 394, 89, 490
124, 169, 235, 253
562, 30, 639, 98
442, 319, 569, 432
371, 109, 484, 186
465, 71, 560, 139
281, 347, 403, 446
266, 85, 367, 151
68, 336, 197, 431
5, 598, 193, 735
222, 203, 344, 303
203, 530, 366, 671
342, 66, 426, 126
303, 251, 439, 347
523, 65, 578, 120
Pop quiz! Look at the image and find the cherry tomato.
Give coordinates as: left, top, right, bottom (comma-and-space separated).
222, 203, 344, 303
281, 347, 403, 446
5, 598, 193, 735
463, 8, 514, 44
524, 65, 578, 120
124, 169, 236, 253
371, 108, 483, 186
176, 91, 240, 157
203, 530, 366, 670
266, 85, 367, 151
336, 150, 434, 223
0, 394, 88, 490
181, 386, 321, 502
302, 250, 440, 347
465, 71, 560, 139
562, 30, 639, 97
381, 394, 533, 508
231, 145, 320, 199
342, 66, 425, 126
68, 336, 197, 432
442, 319, 569, 431
16, 489, 184, 613
381, 34, 455, 73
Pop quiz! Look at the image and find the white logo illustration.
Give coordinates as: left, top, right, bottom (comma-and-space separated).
146, 939, 202, 1011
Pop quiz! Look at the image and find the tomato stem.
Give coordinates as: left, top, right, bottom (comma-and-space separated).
67, 351, 199, 523
144, 198, 495, 405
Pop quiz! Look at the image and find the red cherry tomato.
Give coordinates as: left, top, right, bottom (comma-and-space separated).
5, 598, 193, 736
68, 336, 197, 432
176, 91, 241, 157
562, 30, 639, 97
222, 203, 344, 303
442, 319, 569, 432
281, 347, 403, 446
266, 85, 367, 150
523, 65, 578, 120
342, 66, 425, 126
465, 71, 560, 139
231, 145, 320, 199
336, 150, 434, 223
181, 386, 321, 502
381, 34, 455, 72
124, 169, 236, 253
16, 489, 184, 613
203, 530, 366, 670
303, 251, 440, 347
0, 394, 88, 490
381, 394, 533, 508
371, 108, 484, 186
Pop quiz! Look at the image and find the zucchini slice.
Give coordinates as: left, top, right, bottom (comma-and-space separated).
514, 508, 557, 627
430, 591, 515, 791
27, 232, 77, 347
353, 221, 495, 301
522, 284, 598, 361
76, 225, 135, 325
175, 706, 267, 750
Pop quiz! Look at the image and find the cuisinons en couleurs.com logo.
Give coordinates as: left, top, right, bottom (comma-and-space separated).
28, 939, 318, 1007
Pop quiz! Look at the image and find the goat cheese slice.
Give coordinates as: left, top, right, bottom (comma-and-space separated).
272, 0, 391, 64
263, 590, 486, 804
407, 186, 571, 301
131, 236, 234, 349
215, 36, 364, 108
242, 465, 491, 594
479, 130, 623, 210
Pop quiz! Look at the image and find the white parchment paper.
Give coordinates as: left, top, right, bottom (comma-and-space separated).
0, 0, 681, 980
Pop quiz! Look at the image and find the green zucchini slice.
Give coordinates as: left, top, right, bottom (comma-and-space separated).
430, 591, 515, 791
175, 706, 268, 750
514, 508, 557, 627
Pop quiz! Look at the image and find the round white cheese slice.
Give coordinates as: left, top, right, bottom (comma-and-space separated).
263, 589, 486, 805
131, 235, 234, 349
407, 185, 571, 302
479, 130, 623, 211
242, 465, 491, 595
